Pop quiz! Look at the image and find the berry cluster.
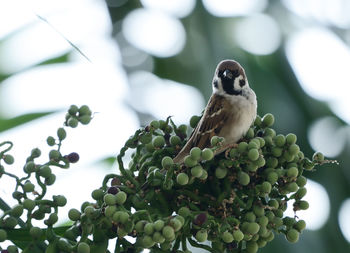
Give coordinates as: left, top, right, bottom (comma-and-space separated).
0, 105, 91, 253
0, 107, 329, 253
63, 113, 326, 253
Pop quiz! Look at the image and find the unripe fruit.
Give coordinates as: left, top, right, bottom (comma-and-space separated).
195, 229, 208, 242
221, 231, 234, 243
135, 220, 147, 233
177, 124, 187, 134
68, 117, 79, 128
245, 128, 255, 139
210, 136, 221, 146
288, 144, 300, 155
286, 182, 298, 192
295, 187, 307, 199
24, 161, 36, 173
68, 208, 81, 221
45, 174, 56, 185
177, 173, 189, 185
152, 136, 165, 148
23, 199, 36, 211
104, 193, 117, 206
23, 182, 35, 192
45, 213, 58, 225
115, 191, 127, 205
233, 229, 244, 242
11, 204, 24, 217
170, 135, 181, 146
170, 218, 182, 232
154, 220, 165, 231
286, 133, 297, 144
262, 113, 274, 127
153, 231, 165, 243
57, 127, 66, 141
268, 199, 279, 209
267, 172, 278, 184
266, 157, 278, 168
79, 115, 92, 125
184, 155, 197, 167
199, 170, 208, 180
144, 223, 154, 235
161, 156, 173, 168
77, 242, 90, 253
79, 105, 92, 116
53, 195, 67, 207
297, 200, 309, 210
294, 220, 306, 232
296, 176, 307, 187
92, 189, 104, 200
3, 154, 14, 165
68, 105, 79, 115
178, 207, 191, 217
312, 152, 324, 162
287, 167, 298, 178
272, 147, 282, 157
142, 235, 155, 248
0, 229, 7, 242
257, 216, 269, 227
246, 241, 258, 253
191, 165, 203, 178
238, 142, 248, 153
190, 147, 202, 161
248, 141, 259, 150
162, 225, 175, 239
261, 181, 272, 194
286, 229, 299, 243
201, 148, 214, 161
248, 149, 259, 161
253, 205, 265, 217
247, 222, 260, 234
215, 167, 227, 179
274, 134, 286, 147
238, 172, 250, 186
150, 120, 160, 129
49, 150, 60, 160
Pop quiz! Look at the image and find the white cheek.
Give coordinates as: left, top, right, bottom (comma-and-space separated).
234, 75, 244, 89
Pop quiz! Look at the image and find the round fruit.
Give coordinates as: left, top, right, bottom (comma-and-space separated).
195, 230, 208, 242
215, 167, 227, 179
248, 149, 259, 161
115, 191, 127, 205
262, 113, 275, 127
177, 173, 189, 185
201, 148, 214, 161
238, 172, 250, 186
221, 231, 234, 243
286, 229, 299, 243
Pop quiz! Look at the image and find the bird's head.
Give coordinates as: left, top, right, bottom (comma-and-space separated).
212, 59, 250, 96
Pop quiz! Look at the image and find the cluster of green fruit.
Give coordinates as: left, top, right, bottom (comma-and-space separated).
0, 105, 91, 253
91, 112, 325, 253
0, 106, 327, 253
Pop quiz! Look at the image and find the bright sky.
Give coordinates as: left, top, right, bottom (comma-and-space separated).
0, 0, 349, 246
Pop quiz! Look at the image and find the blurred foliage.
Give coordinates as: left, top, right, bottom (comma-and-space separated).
107, 0, 350, 252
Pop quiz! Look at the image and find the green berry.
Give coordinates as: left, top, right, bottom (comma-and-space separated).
113, 211, 129, 224
190, 147, 202, 161
79, 115, 92, 125
104, 205, 117, 217
274, 134, 286, 147
91, 189, 104, 200
248, 149, 259, 161
294, 220, 306, 232
45, 174, 56, 185
222, 231, 234, 243
23, 182, 35, 192
184, 155, 197, 167
115, 191, 127, 205
266, 157, 278, 168
68, 105, 79, 115
162, 225, 175, 239
177, 173, 189, 185
191, 165, 203, 178
233, 230, 244, 242
77, 242, 90, 253
245, 212, 256, 222
154, 220, 165, 231
153, 231, 165, 243
289, 144, 300, 155
170, 218, 182, 232
53, 195, 67, 207
238, 172, 250, 186
215, 167, 227, 179
152, 136, 165, 148
199, 170, 208, 180
201, 148, 214, 161
261, 181, 272, 194
246, 241, 258, 253
142, 235, 155, 248
144, 223, 154, 235
45, 213, 58, 225
296, 176, 307, 187
254, 115, 262, 126
23, 199, 36, 211
11, 204, 24, 217
4, 216, 18, 228
68, 208, 81, 221
57, 127, 66, 141
295, 187, 307, 199
79, 105, 92, 116
262, 113, 275, 127
135, 220, 147, 233
3, 154, 14, 165
312, 152, 324, 162
286, 229, 299, 243
104, 193, 117, 205
286, 182, 298, 192
297, 200, 309, 210
257, 216, 269, 227
161, 156, 174, 168
170, 135, 181, 146
248, 141, 259, 150
247, 222, 260, 234
238, 142, 248, 153
287, 167, 299, 178
268, 199, 279, 209
195, 229, 208, 242
253, 205, 265, 217
245, 128, 255, 139
150, 120, 160, 129
286, 133, 297, 144
178, 207, 191, 217
267, 172, 278, 184
49, 150, 60, 160
210, 136, 221, 146
177, 124, 187, 134
24, 161, 36, 173
68, 117, 79, 128
29, 226, 42, 240
140, 133, 152, 144
264, 128, 276, 137
190, 115, 201, 128
271, 147, 282, 157
7, 245, 18, 253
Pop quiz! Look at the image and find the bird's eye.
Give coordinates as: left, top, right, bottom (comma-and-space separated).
223, 69, 233, 79
239, 80, 246, 87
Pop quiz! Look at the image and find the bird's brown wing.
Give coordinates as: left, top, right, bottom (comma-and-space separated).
173, 94, 231, 163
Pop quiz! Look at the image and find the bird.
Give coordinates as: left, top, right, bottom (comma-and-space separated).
173, 59, 257, 163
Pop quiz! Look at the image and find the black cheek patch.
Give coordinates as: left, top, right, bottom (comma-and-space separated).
239, 80, 246, 87
213, 80, 218, 88
222, 78, 242, 96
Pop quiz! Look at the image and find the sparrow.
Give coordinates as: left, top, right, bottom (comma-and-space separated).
173, 59, 257, 163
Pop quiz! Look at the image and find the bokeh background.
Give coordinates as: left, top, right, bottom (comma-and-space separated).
0, 0, 350, 252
